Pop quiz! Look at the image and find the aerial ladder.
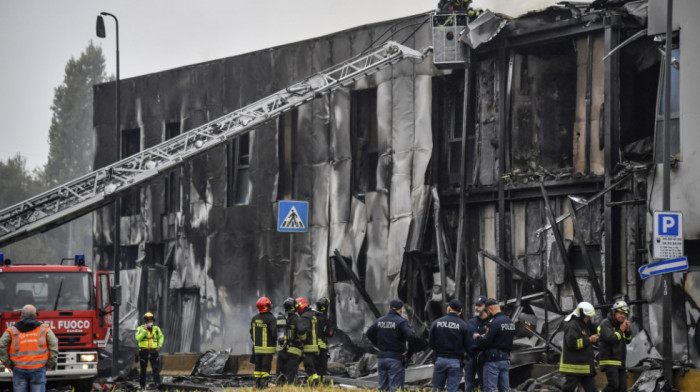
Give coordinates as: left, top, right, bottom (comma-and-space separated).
0, 42, 428, 248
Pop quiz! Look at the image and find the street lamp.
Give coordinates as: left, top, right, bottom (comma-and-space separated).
96, 11, 121, 378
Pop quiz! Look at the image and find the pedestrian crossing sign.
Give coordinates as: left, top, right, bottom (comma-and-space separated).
277, 201, 308, 232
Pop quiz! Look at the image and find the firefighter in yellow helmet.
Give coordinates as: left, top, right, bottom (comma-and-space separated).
598, 300, 632, 392
136, 312, 164, 389
250, 297, 276, 389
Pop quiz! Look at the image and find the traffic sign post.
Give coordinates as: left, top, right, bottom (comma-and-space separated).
639, 256, 689, 280
278, 201, 309, 297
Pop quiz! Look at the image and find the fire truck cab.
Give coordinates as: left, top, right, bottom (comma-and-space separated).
0, 254, 112, 391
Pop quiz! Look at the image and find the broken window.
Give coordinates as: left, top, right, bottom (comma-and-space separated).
278, 110, 297, 201
227, 132, 251, 206
164, 122, 181, 213
433, 70, 465, 186
121, 128, 141, 216
511, 42, 576, 173
350, 88, 378, 200
654, 48, 680, 164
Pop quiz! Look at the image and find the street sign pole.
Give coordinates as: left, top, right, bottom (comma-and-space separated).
662, 0, 674, 385
278, 201, 309, 297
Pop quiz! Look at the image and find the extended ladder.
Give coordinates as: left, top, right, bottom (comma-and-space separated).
0, 42, 426, 248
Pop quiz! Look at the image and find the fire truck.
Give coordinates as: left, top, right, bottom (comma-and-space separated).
0, 253, 112, 391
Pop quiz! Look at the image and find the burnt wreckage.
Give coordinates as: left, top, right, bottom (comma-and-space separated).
86, 0, 697, 383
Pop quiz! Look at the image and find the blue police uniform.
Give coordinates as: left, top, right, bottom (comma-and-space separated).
429, 307, 471, 392
366, 302, 415, 392
473, 311, 515, 392
465, 314, 489, 391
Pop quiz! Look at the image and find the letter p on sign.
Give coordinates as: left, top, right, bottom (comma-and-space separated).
659, 214, 679, 236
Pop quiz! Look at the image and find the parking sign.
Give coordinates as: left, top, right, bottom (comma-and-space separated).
652, 211, 683, 259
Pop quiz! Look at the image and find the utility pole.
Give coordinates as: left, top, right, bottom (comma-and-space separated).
662, 0, 674, 387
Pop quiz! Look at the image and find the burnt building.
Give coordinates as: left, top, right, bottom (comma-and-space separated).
92, 0, 700, 370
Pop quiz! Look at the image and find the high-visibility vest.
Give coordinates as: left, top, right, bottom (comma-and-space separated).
8, 324, 50, 369
136, 325, 164, 349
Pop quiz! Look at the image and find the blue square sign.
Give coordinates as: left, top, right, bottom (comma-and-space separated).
277, 201, 308, 232
652, 211, 683, 259
657, 213, 680, 236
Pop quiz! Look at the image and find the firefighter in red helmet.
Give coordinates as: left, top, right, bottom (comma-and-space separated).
296, 297, 322, 386
250, 297, 276, 388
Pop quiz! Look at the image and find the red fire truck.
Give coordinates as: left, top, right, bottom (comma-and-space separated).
0, 254, 112, 391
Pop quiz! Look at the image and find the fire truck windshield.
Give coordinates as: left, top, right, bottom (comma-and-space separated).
0, 272, 93, 312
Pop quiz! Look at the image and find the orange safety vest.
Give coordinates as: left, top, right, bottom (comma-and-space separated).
8, 324, 50, 369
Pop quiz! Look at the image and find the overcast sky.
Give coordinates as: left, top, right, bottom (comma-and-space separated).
0, 0, 563, 172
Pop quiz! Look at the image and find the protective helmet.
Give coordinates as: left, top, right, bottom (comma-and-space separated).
296, 297, 308, 313
577, 301, 596, 317
256, 297, 272, 313
283, 297, 297, 312
316, 297, 330, 312
144, 312, 154, 321
612, 300, 629, 314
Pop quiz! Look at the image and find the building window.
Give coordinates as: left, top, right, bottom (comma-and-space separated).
433, 71, 465, 185
227, 132, 251, 206
654, 48, 680, 164
164, 122, 181, 213
121, 128, 141, 216
278, 110, 296, 201
351, 88, 378, 200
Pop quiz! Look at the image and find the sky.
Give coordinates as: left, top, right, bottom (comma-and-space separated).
0, 0, 563, 172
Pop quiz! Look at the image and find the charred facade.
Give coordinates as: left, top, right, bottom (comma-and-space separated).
92, 3, 700, 369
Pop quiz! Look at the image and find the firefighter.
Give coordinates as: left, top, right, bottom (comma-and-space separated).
437, 0, 471, 12
276, 297, 307, 385
598, 300, 632, 392
560, 301, 599, 392
465, 295, 489, 392
429, 299, 471, 392
366, 299, 415, 392
136, 311, 164, 389
472, 299, 515, 392
0, 304, 58, 392
296, 297, 322, 386
313, 297, 333, 385
250, 297, 276, 389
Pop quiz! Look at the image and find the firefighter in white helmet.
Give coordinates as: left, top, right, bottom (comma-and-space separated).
559, 302, 599, 392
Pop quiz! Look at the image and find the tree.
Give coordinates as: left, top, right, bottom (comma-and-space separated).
44, 41, 107, 185
0, 154, 43, 208
0, 42, 107, 264
0, 154, 63, 263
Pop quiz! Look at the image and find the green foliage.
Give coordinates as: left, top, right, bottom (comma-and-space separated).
44, 41, 107, 186
0, 154, 43, 208
0, 42, 107, 264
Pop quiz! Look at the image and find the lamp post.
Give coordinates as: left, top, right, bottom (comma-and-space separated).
96, 12, 121, 377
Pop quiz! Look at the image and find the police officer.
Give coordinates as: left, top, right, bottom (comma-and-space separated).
297, 297, 323, 385
276, 297, 307, 385
598, 300, 632, 392
366, 299, 415, 392
465, 295, 489, 392
313, 297, 333, 385
136, 311, 164, 390
560, 301, 599, 392
473, 299, 515, 392
429, 299, 471, 392
250, 297, 276, 389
